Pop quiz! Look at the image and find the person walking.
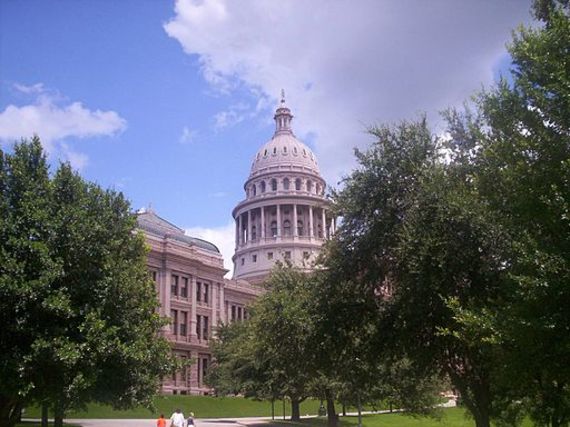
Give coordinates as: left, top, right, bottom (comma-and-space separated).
157, 414, 167, 427
187, 412, 195, 427
170, 408, 185, 427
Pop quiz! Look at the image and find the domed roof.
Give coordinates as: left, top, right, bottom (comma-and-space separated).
249, 93, 321, 178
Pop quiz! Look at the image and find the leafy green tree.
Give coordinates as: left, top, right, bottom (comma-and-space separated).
442, 2, 570, 425
0, 138, 175, 427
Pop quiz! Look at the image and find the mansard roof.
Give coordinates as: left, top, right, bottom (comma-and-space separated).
136, 209, 220, 254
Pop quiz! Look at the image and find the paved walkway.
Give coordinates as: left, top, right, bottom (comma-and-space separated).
25, 416, 281, 427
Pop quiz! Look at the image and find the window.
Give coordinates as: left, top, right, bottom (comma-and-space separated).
297, 220, 304, 236
295, 178, 301, 191
253, 185, 257, 196
284, 251, 291, 260
241, 257, 245, 265
203, 283, 209, 304
318, 224, 323, 238
181, 277, 188, 298
307, 180, 313, 193
273, 147, 277, 154
252, 225, 257, 240
180, 311, 187, 336
270, 221, 278, 237
237, 307, 242, 320
150, 270, 157, 283
293, 147, 298, 154
196, 315, 202, 339
271, 178, 277, 191
252, 254, 257, 262
171, 275, 179, 297
196, 281, 202, 302
283, 178, 290, 190
203, 316, 209, 340
283, 219, 291, 236
268, 252, 273, 260
261, 181, 266, 193
231, 305, 236, 321
202, 357, 209, 385
171, 310, 178, 335
303, 251, 310, 259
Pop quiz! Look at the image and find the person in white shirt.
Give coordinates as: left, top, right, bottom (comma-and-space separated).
170, 408, 185, 427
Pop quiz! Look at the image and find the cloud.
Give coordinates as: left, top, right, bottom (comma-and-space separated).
164, 0, 531, 184
213, 102, 250, 129
0, 87, 127, 145
60, 143, 89, 171
13, 82, 45, 94
179, 125, 198, 144
185, 221, 236, 277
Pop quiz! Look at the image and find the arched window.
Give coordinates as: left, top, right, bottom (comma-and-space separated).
253, 185, 257, 196
297, 220, 304, 236
271, 178, 277, 191
295, 178, 301, 191
251, 225, 257, 241
316, 184, 320, 195
283, 219, 291, 236
283, 178, 290, 190
270, 221, 278, 237
273, 147, 277, 154
261, 181, 266, 193
306, 180, 313, 193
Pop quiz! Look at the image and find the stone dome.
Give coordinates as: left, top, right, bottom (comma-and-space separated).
249, 93, 321, 179
250, 133, 320, 177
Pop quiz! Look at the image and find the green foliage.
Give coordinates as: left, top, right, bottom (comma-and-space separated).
0, 138, 176, 427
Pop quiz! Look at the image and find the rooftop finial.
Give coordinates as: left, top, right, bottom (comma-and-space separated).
280, 89, 285, 105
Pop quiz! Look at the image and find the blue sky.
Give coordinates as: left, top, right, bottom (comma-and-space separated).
0, 0, 531, 271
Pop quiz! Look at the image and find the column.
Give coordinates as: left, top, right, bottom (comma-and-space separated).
321, 208, 326, 239
293, 204, 298, 237
276, 204, 281, 237
234, 218, 239, 249
261, 206, 266, 239
190, 276, 197, 339
309, 205, 314, 238
247, 210, 252, 244
238, 213, 243, 246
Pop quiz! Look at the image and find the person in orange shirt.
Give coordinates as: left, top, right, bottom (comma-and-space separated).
156, 414, 166, 427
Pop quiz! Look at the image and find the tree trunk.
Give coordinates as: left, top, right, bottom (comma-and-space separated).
0, 395, 21, 427
271, 399, 275, 420
291, 398, 301, 421
342, 403, 346, 416
357, 394, 363, 427
325, 389, 337, 427
54, 401, 64, 427
41, 402, 49, 427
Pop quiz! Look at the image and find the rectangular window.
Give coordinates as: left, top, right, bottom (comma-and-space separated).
171, 309, 178, 335
231, 305, 236, 321
180, 311, 187, 336
252, 254, 257, 262
196, 315, 202, 340
202, 357, 209, 385
181, 277, 188, 298
203, 316, 209, 340
151, 270, 157, 283
171, 274, 179, 297
237, 306, 242, 320
203, 283, 209, 304
267, 252, 273, 260
241, 257, 245, 265
196, 282, 202, 302
303, 251, 310, 259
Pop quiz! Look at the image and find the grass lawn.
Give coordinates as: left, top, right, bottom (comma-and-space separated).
23, 396, 324, 419
271, 408, 535, 427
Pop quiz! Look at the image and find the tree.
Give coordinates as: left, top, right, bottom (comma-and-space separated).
446, 1, 570, 425
0, 138, 175, 427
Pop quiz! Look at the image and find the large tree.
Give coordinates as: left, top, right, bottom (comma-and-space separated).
0, 138, 175, 427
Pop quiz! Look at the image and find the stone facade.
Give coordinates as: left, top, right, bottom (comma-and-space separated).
137, 96, 332, 394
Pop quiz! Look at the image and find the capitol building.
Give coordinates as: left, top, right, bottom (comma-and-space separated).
137, 95, 333, 394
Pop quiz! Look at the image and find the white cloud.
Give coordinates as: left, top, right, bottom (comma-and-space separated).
0, 89, 126, 145
179, 125, 198, 144
0, 83, 126, 171
164, 0, 531, 185
213, 102, 250, 129
186, 221, 236, 277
